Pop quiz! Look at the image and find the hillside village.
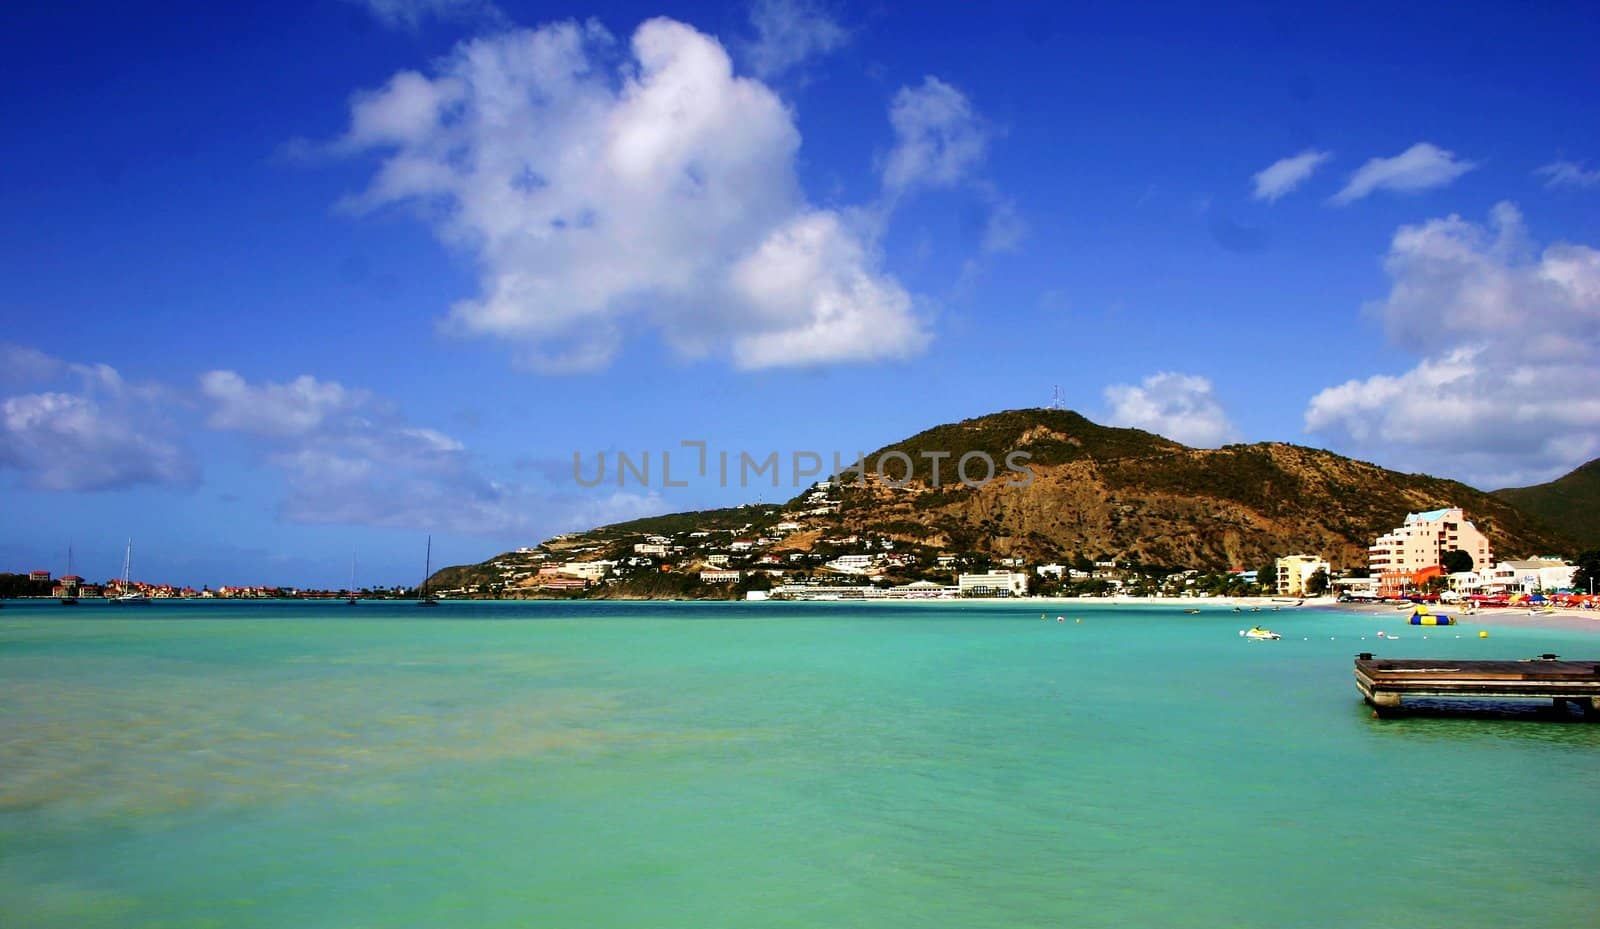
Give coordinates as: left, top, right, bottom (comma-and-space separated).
430, 486, 1587, 603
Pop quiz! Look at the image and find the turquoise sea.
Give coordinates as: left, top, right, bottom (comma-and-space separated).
2, 599, 1597, 928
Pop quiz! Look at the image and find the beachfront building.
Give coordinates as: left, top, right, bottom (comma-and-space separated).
1274, 555, 1329, 597
957, 571, 1029, 597
1368, 507, 1493, 596
1332, 575, 1379, 599
1480, 558, 1576, 594
699, 569, 742, 584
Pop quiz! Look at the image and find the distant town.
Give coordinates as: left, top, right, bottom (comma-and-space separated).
4, 499, 1587, 605
422, 493, 1586, 604
0, 572, 428, 602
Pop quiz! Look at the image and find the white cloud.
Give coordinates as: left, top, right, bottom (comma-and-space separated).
877, 78, 1020, 270
1330, 142, 1476, 205
335, 18, 925, 372
728, 211, 927, 367
1536, 159, 1600, 190
1252, 149, 1331, 202
742, 0, 848, 77
1304, 203, 1600, 485
345, 0, 506, 31
200, 370, 373, 438
1103, 372, 1239, 448
980, 190, 1027, 254
0, 349, 196, 491
200, 371, 530, 536
0, 343, 64, 385
881, 76, 988, 195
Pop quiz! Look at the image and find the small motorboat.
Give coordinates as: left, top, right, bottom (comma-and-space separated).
1183, 608, 1201, 614
1241, 626, 1281, 640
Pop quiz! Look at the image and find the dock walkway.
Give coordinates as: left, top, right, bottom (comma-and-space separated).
1354, 654, 1600, 718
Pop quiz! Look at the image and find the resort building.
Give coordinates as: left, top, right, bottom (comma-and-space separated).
1480, 558, 1576, 594
559, 561, 613, 581
1368, 507, 1493, 596
699, 568, 742, 584
1274, 555, 1329, 596
825, 555, 878, 575
957, 571, 1029, 597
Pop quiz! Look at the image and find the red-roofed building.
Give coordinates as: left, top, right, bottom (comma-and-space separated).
29, 570, 51, 583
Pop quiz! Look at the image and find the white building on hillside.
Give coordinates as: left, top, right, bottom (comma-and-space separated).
561, 561, 614, 581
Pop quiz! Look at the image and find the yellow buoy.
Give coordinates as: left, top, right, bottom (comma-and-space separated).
1479, 630, 1489, 638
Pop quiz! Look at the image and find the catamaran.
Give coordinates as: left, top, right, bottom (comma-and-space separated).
418, 536, 439, 607
111, 538, 150, 605
346, 553, 359, 605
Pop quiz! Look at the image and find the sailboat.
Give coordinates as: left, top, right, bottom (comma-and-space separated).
111, 538, 150, 605
417, 535, 439, 607
346, 553, 359, 606
60, 544, 79, 605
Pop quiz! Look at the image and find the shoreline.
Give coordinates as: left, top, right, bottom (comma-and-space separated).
846, 594, 1600, 634
1066, 595, 1600, 634
6, 592, 1598, 634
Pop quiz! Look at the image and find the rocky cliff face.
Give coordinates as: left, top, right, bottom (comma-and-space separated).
823, 409, 1574, 570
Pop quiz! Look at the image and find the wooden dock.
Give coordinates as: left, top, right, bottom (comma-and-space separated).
1354, 654, 1600, 718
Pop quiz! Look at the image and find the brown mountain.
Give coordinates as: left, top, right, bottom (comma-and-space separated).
823, 409, 1576, 571
1491, 457, 1600, 550
435, 409, 1579, 589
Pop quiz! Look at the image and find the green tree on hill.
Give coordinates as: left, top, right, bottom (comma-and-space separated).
1572, 550, 1600, 595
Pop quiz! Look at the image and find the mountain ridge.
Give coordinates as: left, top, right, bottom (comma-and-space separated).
432, 409, 1582, 593
1491, 457, 1600, 549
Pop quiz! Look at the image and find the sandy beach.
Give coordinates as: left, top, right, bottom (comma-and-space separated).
1022, 594, 1600, 633
1328, 599, 1600, 633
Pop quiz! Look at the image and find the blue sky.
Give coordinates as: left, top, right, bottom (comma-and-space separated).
3, 0, 1598, 587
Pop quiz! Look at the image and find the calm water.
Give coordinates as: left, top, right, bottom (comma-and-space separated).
2, 599, 1597, 928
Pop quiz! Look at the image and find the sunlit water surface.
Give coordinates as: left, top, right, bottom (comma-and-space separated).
3, 599, 1597, 927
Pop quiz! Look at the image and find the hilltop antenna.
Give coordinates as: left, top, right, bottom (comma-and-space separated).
1050, 385, 1063, 410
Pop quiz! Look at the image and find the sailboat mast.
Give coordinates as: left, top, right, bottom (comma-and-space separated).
417, 534, 440, 606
